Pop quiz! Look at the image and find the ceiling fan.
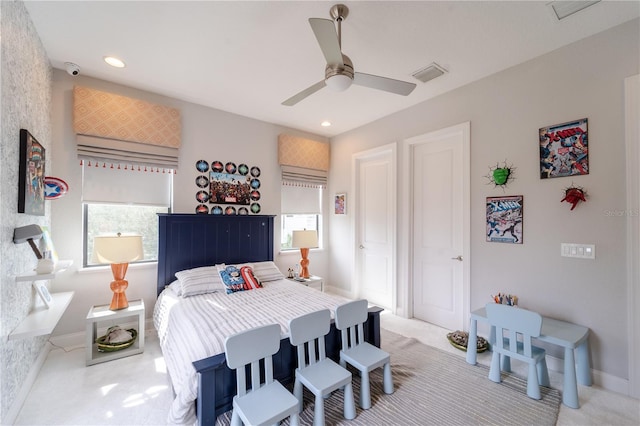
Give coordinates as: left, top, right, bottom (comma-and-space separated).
282, 4, 417, 106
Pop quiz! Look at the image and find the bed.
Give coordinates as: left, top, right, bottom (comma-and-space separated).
154, 214, 382, 425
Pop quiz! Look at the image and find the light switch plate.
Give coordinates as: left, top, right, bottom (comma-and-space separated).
561, 243, 595, 259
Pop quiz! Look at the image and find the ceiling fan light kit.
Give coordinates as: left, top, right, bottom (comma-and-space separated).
326, 74, 353, 91
282, 4, 416, 106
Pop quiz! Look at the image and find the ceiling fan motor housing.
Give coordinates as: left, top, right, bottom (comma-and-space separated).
325, 54, 354, 80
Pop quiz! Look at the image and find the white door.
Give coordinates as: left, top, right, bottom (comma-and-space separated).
354, 145, 396, 309
409, 123, 470, 331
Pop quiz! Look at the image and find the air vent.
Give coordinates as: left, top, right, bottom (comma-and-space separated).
548, 1, 600, 20
412, 63, 447, 83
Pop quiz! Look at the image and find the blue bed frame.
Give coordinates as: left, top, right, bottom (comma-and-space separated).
157, 214, 382, 425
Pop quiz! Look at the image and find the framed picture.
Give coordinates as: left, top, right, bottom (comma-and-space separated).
486, 195, 523, 244
335, 193, 346, 215
18, 129, 46, 215
539, 118, 588, 179
33, 282, 53, 308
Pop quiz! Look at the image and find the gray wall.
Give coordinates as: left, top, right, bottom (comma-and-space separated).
328, 19, 639, 382
0, 0, 52, 421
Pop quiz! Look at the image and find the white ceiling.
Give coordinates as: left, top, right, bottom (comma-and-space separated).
24, 1, 639, 138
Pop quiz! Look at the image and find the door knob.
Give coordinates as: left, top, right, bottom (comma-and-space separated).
359, 244, 365, 249
451, 255, 463, 261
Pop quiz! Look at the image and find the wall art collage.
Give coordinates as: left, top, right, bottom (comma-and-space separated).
194, 159, 262, 215
485, 117, 589, 244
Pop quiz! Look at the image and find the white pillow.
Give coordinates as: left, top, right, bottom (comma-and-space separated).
166, 280, 182, 296
251, 261, 285, 282
174, 266, 225, 297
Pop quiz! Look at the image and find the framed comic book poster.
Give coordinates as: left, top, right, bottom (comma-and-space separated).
539, 118, 588, 179
18, 129, 45, 215
486, 195, 523, 244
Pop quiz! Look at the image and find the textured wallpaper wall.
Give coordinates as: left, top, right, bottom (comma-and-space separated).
0, 1, 52, 422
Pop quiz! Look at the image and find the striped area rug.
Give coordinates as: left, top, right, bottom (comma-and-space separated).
216, 329, 561, 425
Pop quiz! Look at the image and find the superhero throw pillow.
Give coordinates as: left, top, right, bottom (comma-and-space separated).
217, 264, 262, 294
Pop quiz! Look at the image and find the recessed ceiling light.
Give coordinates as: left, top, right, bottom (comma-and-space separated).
103, 56, 126, 68
321, 121, 332, 127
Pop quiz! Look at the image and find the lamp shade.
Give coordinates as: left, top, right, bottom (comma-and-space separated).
92, 234, 143, 264
291, 230, 318, 249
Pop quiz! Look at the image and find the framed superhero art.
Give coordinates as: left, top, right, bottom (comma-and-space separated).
18, 129, 46, 216
486, 195, 523, 244
539, 118, 588, 179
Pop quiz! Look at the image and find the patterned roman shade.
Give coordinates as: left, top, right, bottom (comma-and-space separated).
73, 86, 181, 169
278, 134, 329, 188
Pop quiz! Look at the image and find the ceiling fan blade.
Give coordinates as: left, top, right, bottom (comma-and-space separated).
282, 80, 327, 106
353, 72, 417, 96
309, 18, 343, 66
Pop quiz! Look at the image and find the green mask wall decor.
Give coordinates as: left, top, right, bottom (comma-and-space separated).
486, 161, 515, 189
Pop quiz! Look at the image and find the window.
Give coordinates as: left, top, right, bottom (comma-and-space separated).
281, 214, 319, 250
84, 203, 168, 266
82, 163, 172, 267
281, 185, 322, 250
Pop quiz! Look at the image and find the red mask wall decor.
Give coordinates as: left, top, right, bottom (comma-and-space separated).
561, 185, 587, 210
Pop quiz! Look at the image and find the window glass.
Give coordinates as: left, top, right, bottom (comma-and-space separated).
84, 203, 169, 266
281, 214, 319, 250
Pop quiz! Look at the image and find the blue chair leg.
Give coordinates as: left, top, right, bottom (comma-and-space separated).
313, 392, 324, 426
293, 376, 304, 413
489, 351, 502, 383
343, 382, 356, 420
360, 370, 371, 409
501, 354, 512, 372
527, 361, 541, 399
231, 406, 241, 426
383, 362, 394, 394
538, 358, 550, 387
290, 412, 300, 426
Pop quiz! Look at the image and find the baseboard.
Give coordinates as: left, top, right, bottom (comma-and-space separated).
545, 354, 630, 396
3, 342, 52, 425
592, 367, 630, 395
49, 330, 85, 350
323, 285, 353, 299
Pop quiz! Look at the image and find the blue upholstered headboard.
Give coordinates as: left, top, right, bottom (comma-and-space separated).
156, 214, 275, 295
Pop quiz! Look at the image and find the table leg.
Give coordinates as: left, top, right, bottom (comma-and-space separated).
563, 348, 580, 408
576, 340, 592, 386
466, 318, 478, 364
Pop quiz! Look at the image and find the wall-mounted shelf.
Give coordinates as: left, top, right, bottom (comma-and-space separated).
10, 260, 75, 340
9, 291, 74, 340
15, 259, 73, 282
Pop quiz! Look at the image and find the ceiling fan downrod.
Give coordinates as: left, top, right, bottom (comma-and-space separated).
330, 4, 349, 49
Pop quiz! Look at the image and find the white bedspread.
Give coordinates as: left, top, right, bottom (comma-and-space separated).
153, 279, 350, 425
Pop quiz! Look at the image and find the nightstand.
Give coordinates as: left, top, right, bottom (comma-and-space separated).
287, 275, 323, 292
85, 299, 145, 366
